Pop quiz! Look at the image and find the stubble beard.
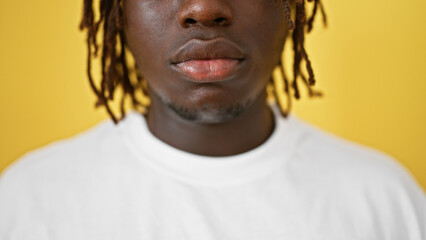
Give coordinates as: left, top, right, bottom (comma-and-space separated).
165, 99, 253, 124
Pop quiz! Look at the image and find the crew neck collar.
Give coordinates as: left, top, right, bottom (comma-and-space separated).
118, 106, 297, 186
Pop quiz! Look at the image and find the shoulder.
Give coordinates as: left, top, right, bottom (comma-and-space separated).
287, 115, 426, 238
287, 115, 414, 184
0, 118, 121, 190
0, 117, 135, 236
284, 115, 426, 204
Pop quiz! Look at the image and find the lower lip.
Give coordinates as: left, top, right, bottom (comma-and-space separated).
174, 59, 241, 82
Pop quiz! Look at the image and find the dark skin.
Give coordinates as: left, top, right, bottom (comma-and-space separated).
123, 0, 290, 156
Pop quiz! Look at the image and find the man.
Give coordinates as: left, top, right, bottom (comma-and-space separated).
0, 0, 425, 239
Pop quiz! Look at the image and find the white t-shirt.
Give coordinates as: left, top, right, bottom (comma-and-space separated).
0, 110, 425, 240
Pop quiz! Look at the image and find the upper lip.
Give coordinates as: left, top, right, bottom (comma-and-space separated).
170, 38, 245, 64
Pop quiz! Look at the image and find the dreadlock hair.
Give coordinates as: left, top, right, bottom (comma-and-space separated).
79, 0, 327, 124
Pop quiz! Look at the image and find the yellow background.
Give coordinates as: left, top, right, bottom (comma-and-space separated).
0, 0, 425, 190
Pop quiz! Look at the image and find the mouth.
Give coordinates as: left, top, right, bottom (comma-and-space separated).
170, 38, 246, 83
173, 58, 244, 83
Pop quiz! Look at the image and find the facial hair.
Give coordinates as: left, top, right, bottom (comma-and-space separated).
166, 99, 252, 124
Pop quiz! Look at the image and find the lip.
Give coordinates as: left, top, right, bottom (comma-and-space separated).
170, 38, 245, 83
174, 58, 243, 82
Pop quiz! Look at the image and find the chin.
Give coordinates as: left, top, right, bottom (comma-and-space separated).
166, 100, 252, 124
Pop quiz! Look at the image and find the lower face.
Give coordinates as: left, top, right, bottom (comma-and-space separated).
123, 0, 289, 123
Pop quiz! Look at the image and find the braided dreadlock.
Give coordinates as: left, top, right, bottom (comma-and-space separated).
80, 0, 327, 124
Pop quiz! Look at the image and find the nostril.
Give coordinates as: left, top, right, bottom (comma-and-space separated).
214, 17, 228, 25
185, 18, 197, 25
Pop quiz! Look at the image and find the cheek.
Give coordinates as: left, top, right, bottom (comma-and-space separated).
235, 4, 288, 92
244, 4, 288, 66
123, 1, 172, 76
231, 2, 288, 64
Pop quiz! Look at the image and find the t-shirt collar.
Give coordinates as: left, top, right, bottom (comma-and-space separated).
118, 106, 297, 186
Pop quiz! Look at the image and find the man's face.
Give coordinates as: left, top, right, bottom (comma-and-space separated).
123, 0, 289, 123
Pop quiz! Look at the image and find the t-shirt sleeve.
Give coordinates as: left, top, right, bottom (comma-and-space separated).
362, 157, 426, 240
0, 157, 50, 240
391, 167, 426, 240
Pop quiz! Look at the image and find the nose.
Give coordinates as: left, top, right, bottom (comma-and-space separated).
178, 0, 233, 28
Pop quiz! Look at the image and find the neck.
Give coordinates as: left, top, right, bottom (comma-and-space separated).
145, 92, 275, 157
